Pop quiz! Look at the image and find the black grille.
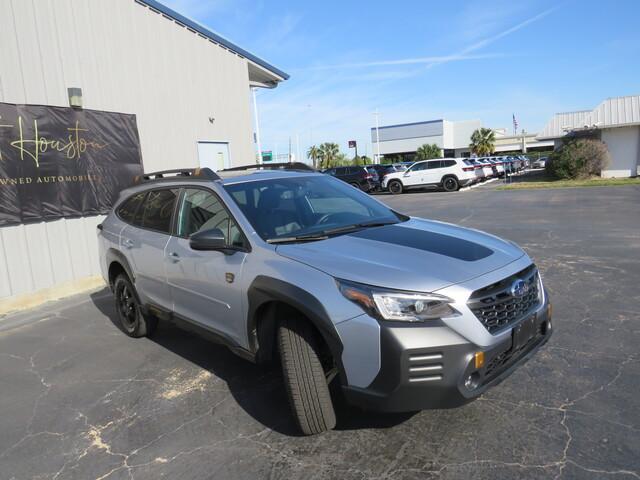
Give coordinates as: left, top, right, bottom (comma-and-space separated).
468, 265, 540, 334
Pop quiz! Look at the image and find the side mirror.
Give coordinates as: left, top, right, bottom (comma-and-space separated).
189, 228, 227, 251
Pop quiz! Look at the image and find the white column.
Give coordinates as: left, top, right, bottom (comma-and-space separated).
252, 87, 262, 164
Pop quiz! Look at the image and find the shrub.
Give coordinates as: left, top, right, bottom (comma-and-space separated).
546, 138, 610, 179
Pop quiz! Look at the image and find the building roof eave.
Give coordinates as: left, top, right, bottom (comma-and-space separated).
137, 0, 289, 81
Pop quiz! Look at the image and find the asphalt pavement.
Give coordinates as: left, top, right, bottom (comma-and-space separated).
1, 181, 639, 479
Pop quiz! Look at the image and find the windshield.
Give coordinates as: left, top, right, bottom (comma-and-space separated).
224, 175, 403, 242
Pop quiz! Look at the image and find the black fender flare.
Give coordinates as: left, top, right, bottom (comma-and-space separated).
105, 248, 135, 289
246, 276, 344, 374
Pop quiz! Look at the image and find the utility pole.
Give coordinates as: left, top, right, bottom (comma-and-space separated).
252, 87, 262, 163
288, 136, 292, 162
373, 109, 381, 164
296, 133, 300, 163
522, 129, 527, 153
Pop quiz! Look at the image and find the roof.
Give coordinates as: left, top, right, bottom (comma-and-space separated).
371, 119, 444, 131
537, 111, 591, 139
221, 170, 319, 185
584, 95, 640, 129
137, 0, 289, 81
537, 95, 640, 140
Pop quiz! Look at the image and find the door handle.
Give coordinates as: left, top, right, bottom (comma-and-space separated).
168, 252, 180, 262
123, 238, 134, 249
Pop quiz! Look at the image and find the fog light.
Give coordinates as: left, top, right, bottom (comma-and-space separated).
474, 351, 485, 369
464, 373, 480, 391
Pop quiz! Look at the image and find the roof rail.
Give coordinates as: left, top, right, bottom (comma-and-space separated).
221, 162, 316, 172
134, 167, 220, 184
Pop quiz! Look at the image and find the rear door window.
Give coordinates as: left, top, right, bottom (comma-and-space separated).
426, 160, 442, 169
139, 189, 179, 234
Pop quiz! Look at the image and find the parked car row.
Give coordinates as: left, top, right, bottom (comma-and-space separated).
323, 156, 530, 194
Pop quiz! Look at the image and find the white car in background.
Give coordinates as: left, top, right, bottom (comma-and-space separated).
382, 158, 476, 194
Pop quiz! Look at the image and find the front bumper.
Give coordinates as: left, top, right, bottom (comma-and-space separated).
342, 301, 552, 412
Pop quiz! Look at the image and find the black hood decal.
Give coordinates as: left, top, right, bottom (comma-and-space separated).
348, 225, 493, 261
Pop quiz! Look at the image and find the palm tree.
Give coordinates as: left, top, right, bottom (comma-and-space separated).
470, 128, 496, 156
416, 143, 441, 160
318, 142, 340, 168
307, 145, 320, 168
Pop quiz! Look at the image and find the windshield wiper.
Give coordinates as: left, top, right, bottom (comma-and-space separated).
266, 233, 329, 244
267, 221, 397, 244
321, 220, 398, 235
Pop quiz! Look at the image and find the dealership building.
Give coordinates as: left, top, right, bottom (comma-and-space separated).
0, 0, 287, 308
537, 95, 640, 178
372, 119, 551, 162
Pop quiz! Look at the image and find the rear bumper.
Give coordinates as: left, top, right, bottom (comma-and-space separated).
342, 301, 552, 412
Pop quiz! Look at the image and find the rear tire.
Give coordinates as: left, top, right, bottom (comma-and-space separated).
349, 182, 361, 190
388, 180, 403, 195
278, 318, 336, 435
442, 176, 459, 192
113, 274, 158, 338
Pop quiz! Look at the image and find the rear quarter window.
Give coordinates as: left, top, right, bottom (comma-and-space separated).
116, 192, 146, 224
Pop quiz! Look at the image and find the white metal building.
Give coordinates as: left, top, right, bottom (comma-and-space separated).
371, 119, 481, 161
0, 0, 287, 308
537, 95, 640, 178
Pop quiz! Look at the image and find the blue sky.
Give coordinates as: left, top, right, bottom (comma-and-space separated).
165, 0, 640, 159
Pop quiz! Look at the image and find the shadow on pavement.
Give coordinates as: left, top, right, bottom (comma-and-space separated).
90, 288, 415, 436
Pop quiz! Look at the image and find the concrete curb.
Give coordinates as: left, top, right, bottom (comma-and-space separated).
0, 276, 106, 317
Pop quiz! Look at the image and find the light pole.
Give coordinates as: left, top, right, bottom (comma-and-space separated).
373, 109, 381, 164
252, 87, 262, 163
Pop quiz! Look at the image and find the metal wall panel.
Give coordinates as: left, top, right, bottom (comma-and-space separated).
0, 0, 260, 299
371, 121, 444, 142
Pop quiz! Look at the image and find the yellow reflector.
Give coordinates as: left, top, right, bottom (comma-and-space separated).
475, 351, 485, 369
547, 303, 553, 319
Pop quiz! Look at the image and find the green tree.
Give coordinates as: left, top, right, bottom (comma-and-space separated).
469, 128, 496, 156
354, 155, 371, 165
382, 154, 402, 164
318, 142, 340, 168
415, 143, 441, 160
307, 145, 321, 169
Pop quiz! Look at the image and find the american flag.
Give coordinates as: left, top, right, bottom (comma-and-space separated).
512, 114, 519, 134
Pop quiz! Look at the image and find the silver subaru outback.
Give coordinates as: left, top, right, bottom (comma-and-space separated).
98, 164, 552, 435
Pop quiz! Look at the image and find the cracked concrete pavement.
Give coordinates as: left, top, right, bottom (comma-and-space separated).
1, 183, 639, 479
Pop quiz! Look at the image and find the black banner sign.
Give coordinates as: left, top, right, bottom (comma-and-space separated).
0, 102, 143, 226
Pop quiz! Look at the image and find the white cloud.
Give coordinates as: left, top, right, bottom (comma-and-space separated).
305, 53, 507, 71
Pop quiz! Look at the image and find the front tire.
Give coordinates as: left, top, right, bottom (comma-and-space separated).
278, 318, 336, 435
442, 176, 459, 192
113, 274, 157, 338
349, 182, 362, 190
388, 180, 403, 195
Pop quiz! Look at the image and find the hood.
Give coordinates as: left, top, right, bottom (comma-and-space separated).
276, 218, 526, 292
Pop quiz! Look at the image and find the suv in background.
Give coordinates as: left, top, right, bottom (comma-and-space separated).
382, 158, 475, 194
365, 164, 402, 183
98, 164, 552, 435
323, 166, 377, 192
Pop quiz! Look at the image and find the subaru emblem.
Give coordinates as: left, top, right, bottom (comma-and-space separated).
510, 279, 529, 298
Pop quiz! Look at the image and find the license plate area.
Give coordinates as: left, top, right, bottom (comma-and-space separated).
512, 314, 537, 351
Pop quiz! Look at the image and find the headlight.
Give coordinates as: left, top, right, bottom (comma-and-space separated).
537, 271, 544, 303
337, 279, 460, 322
